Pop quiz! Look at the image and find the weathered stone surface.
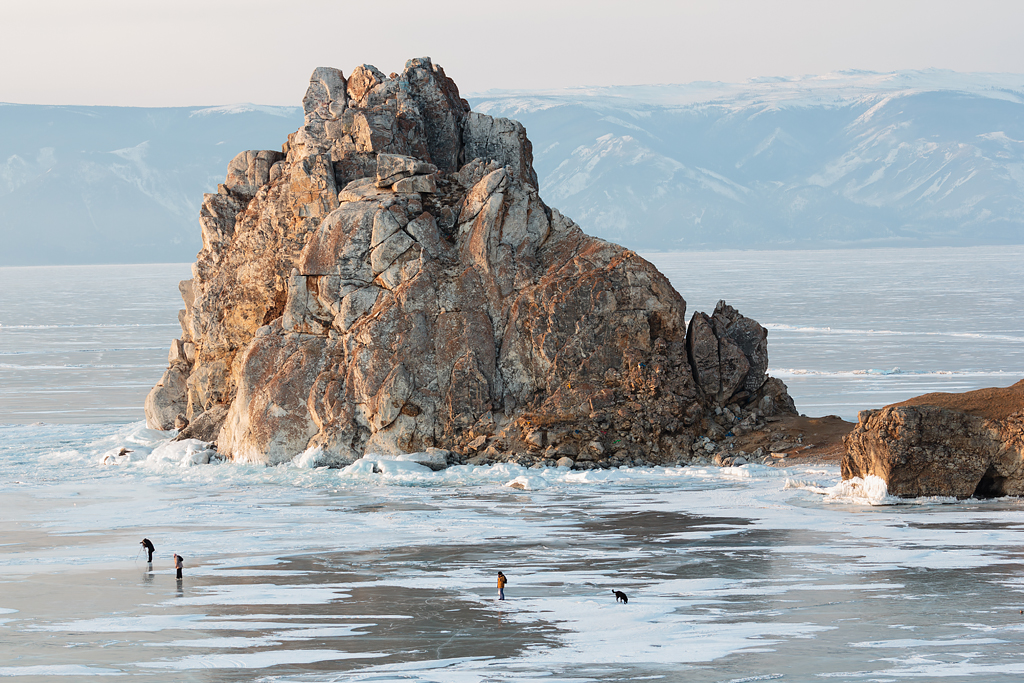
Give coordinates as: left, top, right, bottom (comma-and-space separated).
376, 153, 437, 187
347, 64, 386, 105
144, 57, 793, 470
168, 339, 189, 365
173, 404, 229, 443
392, 174, 436, 194
686, 300, 773, 406
687, 313, 720, 400
198, 190, 244, 259
303, 66, 347, 122
370, 231, 415, 274
339, 177, 388, 202
179, 279, 195, 309
462, 112, 538, 187
843, 380, 1024, 497
335, 286, 380, 331
758, 377, 798, 416
711, 301, 769, 395
145, 363, 189, 430
218, 330, 327, 465
405, 212, 444, 257
226, 150, 286, 197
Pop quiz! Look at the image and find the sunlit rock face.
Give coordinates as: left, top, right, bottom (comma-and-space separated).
145, 57, 794, 467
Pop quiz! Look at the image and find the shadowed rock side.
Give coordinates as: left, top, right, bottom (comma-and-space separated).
842, 380, 1024, 497
145, 57, 795, 467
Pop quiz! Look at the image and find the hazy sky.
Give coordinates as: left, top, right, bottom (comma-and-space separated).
3, 0, 1023, 107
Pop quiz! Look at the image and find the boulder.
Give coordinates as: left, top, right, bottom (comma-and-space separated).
145, 363, 189, 430
173, 405, 230, 443
225, 150, 286, 197
462, 112, 538, 187
376, 153, 437, 188
392, 174, 436, 194
168, 339, 189, 365
303, 66, 347, 122
842, 380, 1024, 497
143, 57, 793, 470
339, 177, 389, 202
710, 301, 769, 395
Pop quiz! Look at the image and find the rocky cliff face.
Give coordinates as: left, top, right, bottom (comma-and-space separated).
842, 380, 1024, 497
145, 57, 795, 467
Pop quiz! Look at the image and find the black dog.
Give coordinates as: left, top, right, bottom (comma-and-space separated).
612, 590, 628, 604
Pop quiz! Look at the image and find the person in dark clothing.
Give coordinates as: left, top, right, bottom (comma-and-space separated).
140, 538, 155, 563
173, 553, 183, 579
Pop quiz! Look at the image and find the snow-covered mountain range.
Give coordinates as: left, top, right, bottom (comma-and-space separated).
472, 70, 1024, 249
0, 104, 303, 265
2, 70, 1023, 264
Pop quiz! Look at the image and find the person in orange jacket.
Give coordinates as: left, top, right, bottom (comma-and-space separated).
497, 571, 507, 600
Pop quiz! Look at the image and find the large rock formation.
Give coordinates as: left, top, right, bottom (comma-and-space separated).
842, 380, 1024, 497
144, 57, 795, 467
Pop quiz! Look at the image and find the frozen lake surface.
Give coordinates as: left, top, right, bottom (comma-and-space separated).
2, 423, 1024, 681
1, 246, 1023, 680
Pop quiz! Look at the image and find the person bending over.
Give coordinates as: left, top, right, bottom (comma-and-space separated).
140, 538, 155, 563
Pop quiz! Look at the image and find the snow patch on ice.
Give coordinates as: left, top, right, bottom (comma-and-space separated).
146, 439, 219, 467
166, 583, 350, 606
788, 475, 893, 505
0, 665, 123, 676
852, 637, 1006, 648
135, 648, 384, 669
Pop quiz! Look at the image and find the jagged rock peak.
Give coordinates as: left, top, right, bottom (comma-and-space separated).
144, 57, 795, 469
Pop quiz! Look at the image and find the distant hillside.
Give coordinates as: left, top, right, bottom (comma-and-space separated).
0, 104, 303, 265
471, 70, 1024, 249
3, 70, 1023, 265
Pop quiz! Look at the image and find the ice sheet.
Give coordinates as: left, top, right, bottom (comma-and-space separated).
4, 422, 1024, 680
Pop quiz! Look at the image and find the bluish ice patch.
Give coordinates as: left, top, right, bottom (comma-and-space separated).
0, 664, 124, 676
134, 649, 386, 669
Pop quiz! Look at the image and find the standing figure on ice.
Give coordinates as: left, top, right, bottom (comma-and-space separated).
497, 571, 507, 600
140, 538, 155, 563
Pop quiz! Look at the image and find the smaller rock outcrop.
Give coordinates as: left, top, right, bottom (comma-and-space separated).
687, 301, 792, 412
842, 380, 1024, 497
